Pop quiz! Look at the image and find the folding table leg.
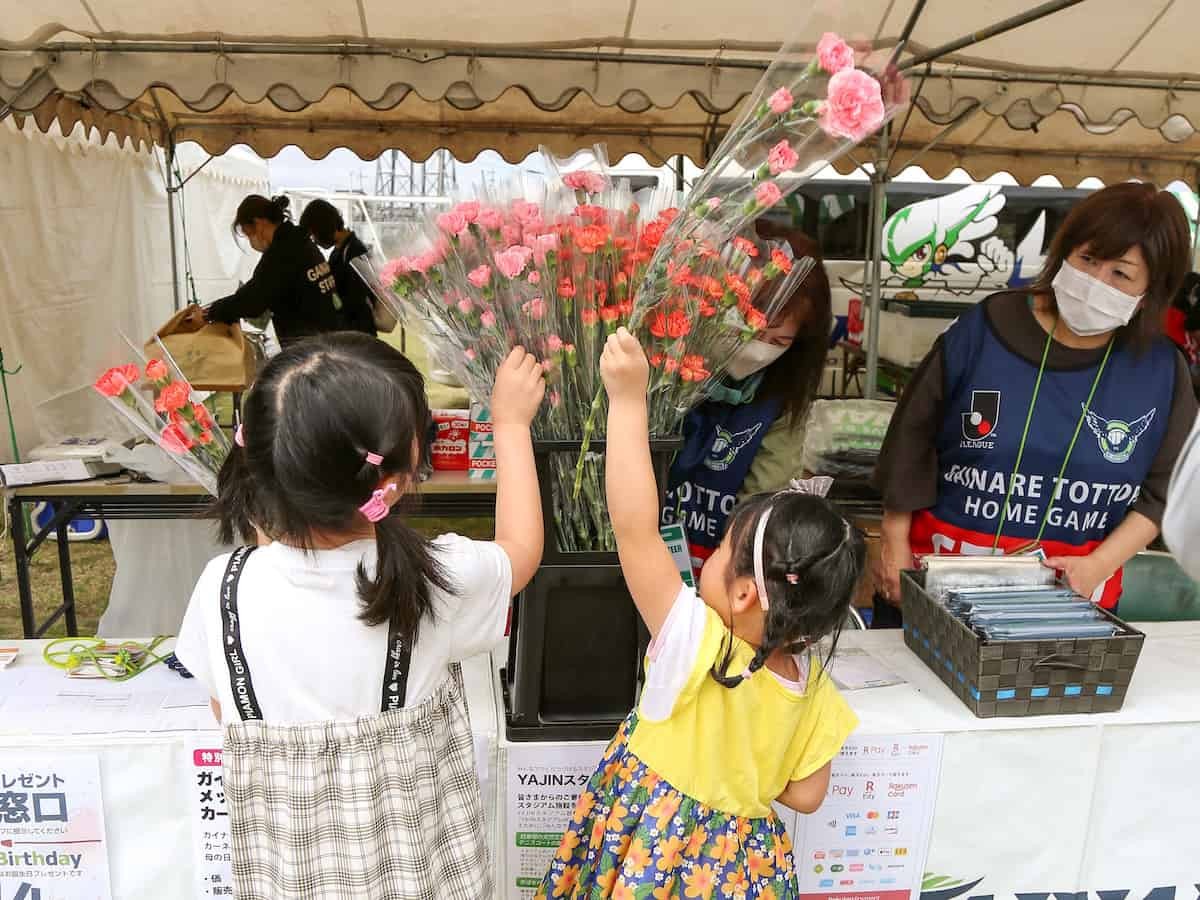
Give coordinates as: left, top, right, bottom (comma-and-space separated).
56, 517, 79, 636
9, 495, 35, 639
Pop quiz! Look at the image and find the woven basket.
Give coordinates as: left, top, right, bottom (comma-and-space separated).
900, 571, 1144, 717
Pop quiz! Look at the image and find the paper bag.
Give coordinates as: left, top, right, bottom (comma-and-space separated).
145, 306, 256, 391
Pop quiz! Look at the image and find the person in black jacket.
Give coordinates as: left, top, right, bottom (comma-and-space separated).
205, 195, 344, 346
299, 199, 378, 338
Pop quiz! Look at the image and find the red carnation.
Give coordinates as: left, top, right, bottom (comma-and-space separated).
93, 365, 140, 398
154, 381, 191, 415
159, 422, 194, 455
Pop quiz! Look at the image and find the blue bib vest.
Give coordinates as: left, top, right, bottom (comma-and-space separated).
913, 300, 1176, 606
662, 397, 782, 574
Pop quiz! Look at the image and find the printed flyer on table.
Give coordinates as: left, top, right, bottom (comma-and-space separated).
0, 754, 112, 900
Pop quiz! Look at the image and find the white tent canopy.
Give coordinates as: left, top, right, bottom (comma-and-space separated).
2, 0, 1199, 185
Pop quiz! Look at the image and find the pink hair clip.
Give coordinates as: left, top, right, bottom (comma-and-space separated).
359, 484, 398, 523
234, 424, 245, 447
365, 451, 384, 466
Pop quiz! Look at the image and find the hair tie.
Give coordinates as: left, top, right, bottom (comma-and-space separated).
234, 424, 245, 447
359, 484, 398, 523
365, 451, 384, 466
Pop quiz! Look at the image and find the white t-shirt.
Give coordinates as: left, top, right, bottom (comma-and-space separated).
175, 533, 512, 726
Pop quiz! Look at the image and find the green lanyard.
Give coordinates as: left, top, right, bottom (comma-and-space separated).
991, 318, 1114, 551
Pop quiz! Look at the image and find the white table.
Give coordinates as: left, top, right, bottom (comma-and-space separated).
3, 626, 1198, 899
0, 640, 500, 899
493, 623, 1200, 899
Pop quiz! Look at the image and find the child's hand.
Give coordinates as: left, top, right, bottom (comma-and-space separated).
600, 327, 649, 402
491, 347, 546, 427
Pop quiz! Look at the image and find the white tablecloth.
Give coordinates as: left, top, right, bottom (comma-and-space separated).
3, 625, 1198, 899
494, 623, 1200, 899
0, 641, 500, 898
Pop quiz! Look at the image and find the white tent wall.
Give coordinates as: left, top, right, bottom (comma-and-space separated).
0, 121, 265, 464
0, 123, 266, 638
170, 143, 269, 308
0, 118, 171, 463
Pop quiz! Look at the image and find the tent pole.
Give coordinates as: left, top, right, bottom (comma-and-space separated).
864, 126, 890, 400
902, 0, 1087, 70
165, 139, 182, 311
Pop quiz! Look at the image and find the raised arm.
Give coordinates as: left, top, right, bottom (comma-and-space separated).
490, 347, 546, 596
600, 328, 684, 637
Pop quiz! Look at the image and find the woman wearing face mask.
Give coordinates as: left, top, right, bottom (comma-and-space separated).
873, 182, 1199, 623
661, 228, 832, 575
298, 198, 379, 338
205, 195, 344, 347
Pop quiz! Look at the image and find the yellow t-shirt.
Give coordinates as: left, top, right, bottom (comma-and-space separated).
628, 587, 858, 819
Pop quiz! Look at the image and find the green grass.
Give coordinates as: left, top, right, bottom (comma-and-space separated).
0, 323, 482, 640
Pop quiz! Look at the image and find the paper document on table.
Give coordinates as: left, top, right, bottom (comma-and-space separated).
162, 679, 213, 709
829, 647, 905, 691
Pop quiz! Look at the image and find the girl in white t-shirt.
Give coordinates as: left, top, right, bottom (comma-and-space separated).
175, 333, 545, 900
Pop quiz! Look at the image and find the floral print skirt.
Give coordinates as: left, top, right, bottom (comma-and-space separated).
536, 715, 798, 900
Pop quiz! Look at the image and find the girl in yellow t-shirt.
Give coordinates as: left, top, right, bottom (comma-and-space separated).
537, 329, 864, 900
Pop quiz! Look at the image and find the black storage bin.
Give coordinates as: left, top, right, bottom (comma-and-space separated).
503, 438, 680, 741
900, 570, 1145, 718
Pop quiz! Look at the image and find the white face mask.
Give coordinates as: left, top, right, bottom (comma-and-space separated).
726, 340, 788, 380
1051, 261, 1142, 337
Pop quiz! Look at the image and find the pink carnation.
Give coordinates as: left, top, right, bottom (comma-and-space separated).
457, 298, 473, 314
436, 210, 470, 236
755, 181, 783, 210
511, 200, 542, 226
464, 348, 477, 362
531, 232, 559, 264
410, 249, 443, 275
767, 140, 799, 176
495, 247, 531, 279
548, 390, 562, 408
502, 224, 524, 247
477, 207, 504, 230
528, 270, 541, 285
523, 297, 546, 320
480, 309, 496, 328
768, 87, 794, 115
707, 198, 721, 211
454, 200, 480, 223
468, 265, 492, 288
820, 68, 887, 142
380, 258, 407, 286
816, 32, 855, 74
563, 171, 608, 194
547, 334, 563, 353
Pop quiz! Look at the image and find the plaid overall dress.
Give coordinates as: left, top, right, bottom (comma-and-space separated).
216, 546, 492, 899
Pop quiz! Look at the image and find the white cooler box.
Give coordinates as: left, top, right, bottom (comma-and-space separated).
865, 297, 974, 368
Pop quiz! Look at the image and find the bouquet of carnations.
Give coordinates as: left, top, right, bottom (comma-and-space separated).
368, 32, 908, 551
93, 348, 229, 495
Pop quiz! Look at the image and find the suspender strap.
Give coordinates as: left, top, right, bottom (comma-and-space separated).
218, 546, 263, 721
218, 543, 411, 717
381, 612, 413, 712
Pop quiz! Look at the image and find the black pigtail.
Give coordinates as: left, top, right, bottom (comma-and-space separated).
710, 634, 770, 689
209, 444, 258, 546
357, 516, 455, 640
